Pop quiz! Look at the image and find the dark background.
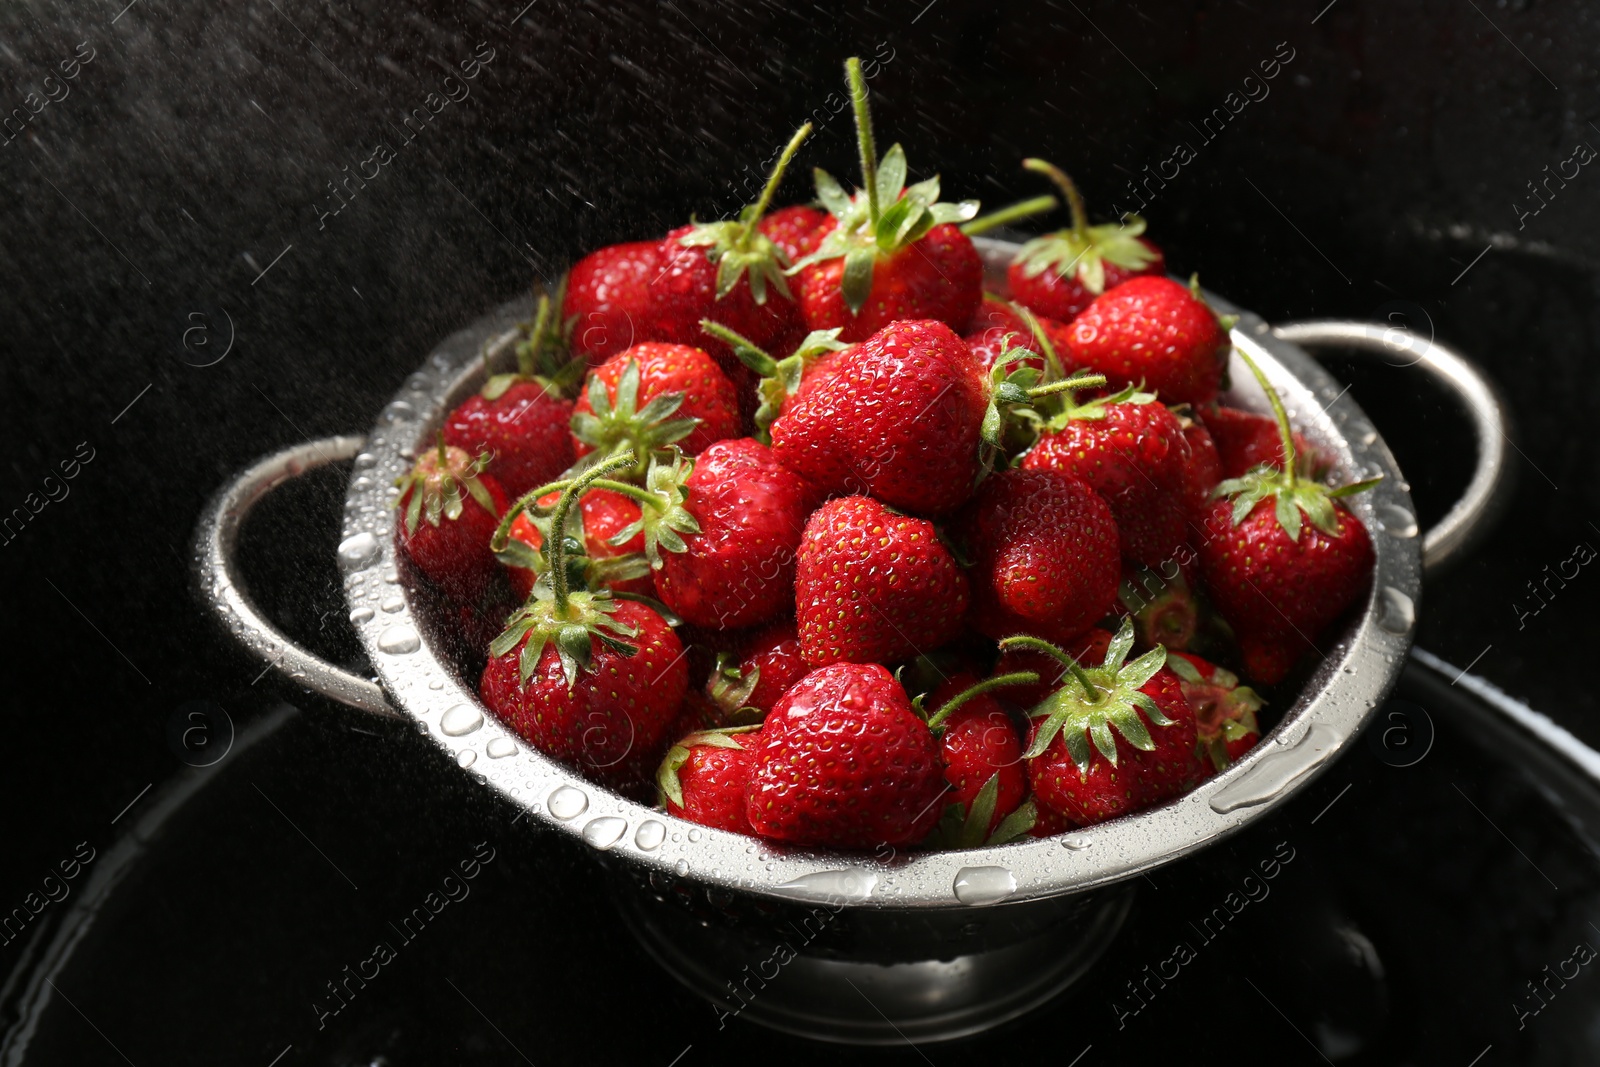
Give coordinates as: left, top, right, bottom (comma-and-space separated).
1, 0, 1597, 1055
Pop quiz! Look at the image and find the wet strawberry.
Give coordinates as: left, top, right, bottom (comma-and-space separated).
962, 295, 1068, 374
1167, 651, 1263, 774
794, 496, 970, 667
500, 487, 651, 602
760, 204, 829, 262
564, 240, 660, 365
395, 440, 508, 602
994, 628, 1112, 709
657, 727, 758, 834
746, 662, 947, 849
1201, 404, 1332, 482
1063, 276, 1232, 407
1176, 407, 1222, 514
789, 58, 981, 341
1007, 158, 1165, 321
570, 343, 741, 472
770, 318, 988, 515
1196, 351, 1378, 684
924, 673, 1031, 843
704, 620, 810, 719
959, 467, 1120, 642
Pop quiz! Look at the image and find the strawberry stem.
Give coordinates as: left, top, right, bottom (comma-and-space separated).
997, 634, 1100, 703
962, 194, 1059, 236
737, 123, 813, 253
926, 671, 1040, 732
548, 451, 636, 613
846, 57, 880, 226
700, 319, 777, 375
1023, 158, 1089, 239
435, 431, 448, 467
1026, 373, 1108, 398
517, 294, 553, 378
1233, 347, 1298, 489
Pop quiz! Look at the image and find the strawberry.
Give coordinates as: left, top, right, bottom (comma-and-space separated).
1195, 351, 1378, 685
480, 454, 687, 789
1062, 276, 1232, 407
499, 487, 651, 602
631, 439, 818, 630
769, 318, 988, 515
1176, 407, 1222, 513
959, 467, 1120, 643
700, 322, 850, 443
760, 204, 829, 263
789, 58, 981, 341
746, 662, 947, 849
563, 128, 813, 367
1006, 158, 1165, 321
962, 295, 1068, 375
704, 620, 810, 719
564, 239, 662, 365
395, 439, 508, 602
1200, 404, 1332, 482
1007, 618, 1203, 829
1116, 561, 1210, 653
657, 727, 758, 834
570, 343, 741, 474
923, 673, 1032, 844
794, 496, 970, 667
1020, 381, 1192, 569
443, 294, 579, 500
1167, 651, 1263, 774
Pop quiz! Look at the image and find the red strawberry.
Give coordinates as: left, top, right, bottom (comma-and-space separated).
746, 662, 947, 849
1020, 382, 1193, 569
564, 239, 660, 365
789, 59, 981, 341
480, 454, 687, 789
563, 127, 813, 367
1115, 561, 1207, 653
501, 487, 651, 602
760, 204, 829, 262
1008, 619, 1203, 829
1167, 651, 1263, 774
794, 496, 970, 667
959, 468, 1120, 642
1062, 276, 1232, 407
1195, 351, 1378, 685
636, 440, 818, 630
657, 728, 758, 835
1177, 408, 1222, 513
924, 673, 1030, 843
704, 620, 810, 719
1006, 158, 1165, 322
770, 319, 988, 515
395, 440, 508, 601
570, 343, 741, 472
1201, 404, 1333, 482
700, 322, 850, 444
962, 295, 1068, 374
443, 296, 578, 500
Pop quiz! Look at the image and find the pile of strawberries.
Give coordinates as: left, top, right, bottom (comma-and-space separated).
394, 59, 1378, 852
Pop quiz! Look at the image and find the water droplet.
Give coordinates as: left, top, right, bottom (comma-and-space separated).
1377, 586, 1415, 635
582, 816, 627, 850
348, 607, 374, 624
1375, 503, 1418, 539
456, 749, 476, 768
354, 452, 377, 469
674, 859, 690, 876
952, 866, 1017, 906
1360, 430, 1378, 446
381, 400, 415, 423
635, 820, 666, 851
337, 532, 380, 571
1210, 722, 1343, 813
440, 704, 483, 736
687, 828, 702, 843
774, 868, 876, 903
428, 679, 445, 690
487, 737, 516, 758
1061, 835, 1092, 850
382, 570, 400, 584
380, 596, 405, 613
548, 785, 588, 821
352, 477, 371, 491
377, 624, 420, 655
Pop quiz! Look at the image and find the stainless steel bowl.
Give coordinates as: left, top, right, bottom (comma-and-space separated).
195, 237, 1510, 1042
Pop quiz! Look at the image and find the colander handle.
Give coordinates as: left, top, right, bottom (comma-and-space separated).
1271, 320, 1513, 578
194, 434, 402, 720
